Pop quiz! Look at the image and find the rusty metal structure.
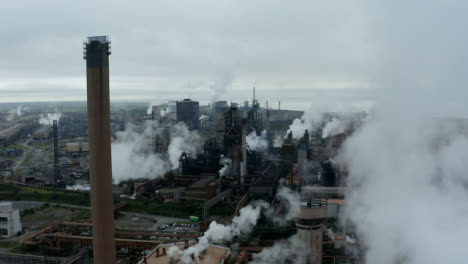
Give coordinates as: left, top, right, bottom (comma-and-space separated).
83, 35, 116, 262
19, 222, 200, 254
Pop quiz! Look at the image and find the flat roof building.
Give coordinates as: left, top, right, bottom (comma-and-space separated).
0, 202, 22, 238
176, 99, 200, 130
0, 123, 25, 146
139, 242, 230, 264
33, 126, 52, 140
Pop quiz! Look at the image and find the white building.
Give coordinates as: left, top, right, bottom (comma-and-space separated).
0, 202, 22, 237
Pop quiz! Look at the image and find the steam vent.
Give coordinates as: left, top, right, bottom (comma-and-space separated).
295, 199, 328, 264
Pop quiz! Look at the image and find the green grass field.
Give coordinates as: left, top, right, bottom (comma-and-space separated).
0, 183, 91, 206
0, 183, 238, 220
1, 144, 29, 150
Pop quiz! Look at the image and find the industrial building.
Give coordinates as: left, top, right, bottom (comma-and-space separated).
139, 242, 231, 264
66, 142, 89, 153
33, 125, 52, 140
176, 99, 200, 130
211, 100, 229, 114
0, 202, 22, 238
0, 123, 26, 146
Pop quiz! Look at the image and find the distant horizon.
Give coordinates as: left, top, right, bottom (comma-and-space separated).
0, 85, 376, 112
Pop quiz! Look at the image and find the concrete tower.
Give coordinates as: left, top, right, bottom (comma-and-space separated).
83, 36, 116, 263
295, 199, 328, 264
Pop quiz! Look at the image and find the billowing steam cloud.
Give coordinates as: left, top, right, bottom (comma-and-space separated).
322, 117, 348, 139
337, 1, 468, 263
285, 99, 367, 143
146, 103, 153, 115
111, 121, 201, 183
286, 109, 328, 142
112, 121, 171, 183
170, 201, 269, 263
287, 113, 327, 141
39, 111, 62, 125
167, 123, 202, 169
272, 185, 301, 225
322, 114, 364, 139
273, 134, 283, 148
250, 235, 309, 264
218, 156, 232, 177
246, 130, 269, 151
340, 111, 468, 263
251, 185, 305, 263
169, 185, 303, 263
160, 107, 171, 117
15, 106, 22, 117
6, 106, 23, 121
208, 71, 234, 102
147, 103, 171, 117
199, 114, 209, 122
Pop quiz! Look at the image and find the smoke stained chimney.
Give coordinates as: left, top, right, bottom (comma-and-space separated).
83, 35, 116, 263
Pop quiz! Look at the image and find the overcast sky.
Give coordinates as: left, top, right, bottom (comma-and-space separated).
0, 1, 466, 110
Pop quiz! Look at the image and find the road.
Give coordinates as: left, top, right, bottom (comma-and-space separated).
5, 201, 188, 225
11, 137, 32, 172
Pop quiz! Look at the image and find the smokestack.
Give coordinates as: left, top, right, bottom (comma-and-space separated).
83, 36, 116, 262
278, 101, 281, 110
53, 120, 59, 184
240, 120, 247, 193
253, 85, 256, 103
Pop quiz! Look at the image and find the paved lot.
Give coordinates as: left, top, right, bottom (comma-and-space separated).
7, 200, 192, 229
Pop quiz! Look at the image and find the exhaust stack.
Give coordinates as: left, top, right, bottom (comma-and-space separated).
53, 120, 60, 184
83, 36, 116, 262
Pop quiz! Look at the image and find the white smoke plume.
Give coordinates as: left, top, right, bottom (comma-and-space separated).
250, 235, 310, 264
6, 106, 23, 121
249, 186, 311, 263
322, 117, 348, 139
167, 122, 203, 169
15, 106, 22, 117
199, 114, 209, 122
246, 130, 269, 151
273, 134, 283, 148
160, 107, 171, 117
111, 121, 202, 183
208, 71, 234, 102
322, 114, 364, 139
168, 245, 183, 261
271, 185, 301, 225
325, 228, 335, 241
345, 236, 356, 244
285, 99, 343, 140
218, 156, 232, 177
112, 121, 171, 183
66, 184, 90, 191
146, 103, 153, 115
337, 1, 468, 263
171, 201, 269, 263
39, 111, 62, 125
285, 100, 368, 143
147, 103, 171, 117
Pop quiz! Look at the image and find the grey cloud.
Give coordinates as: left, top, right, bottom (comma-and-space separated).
0, 0, 374, 105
